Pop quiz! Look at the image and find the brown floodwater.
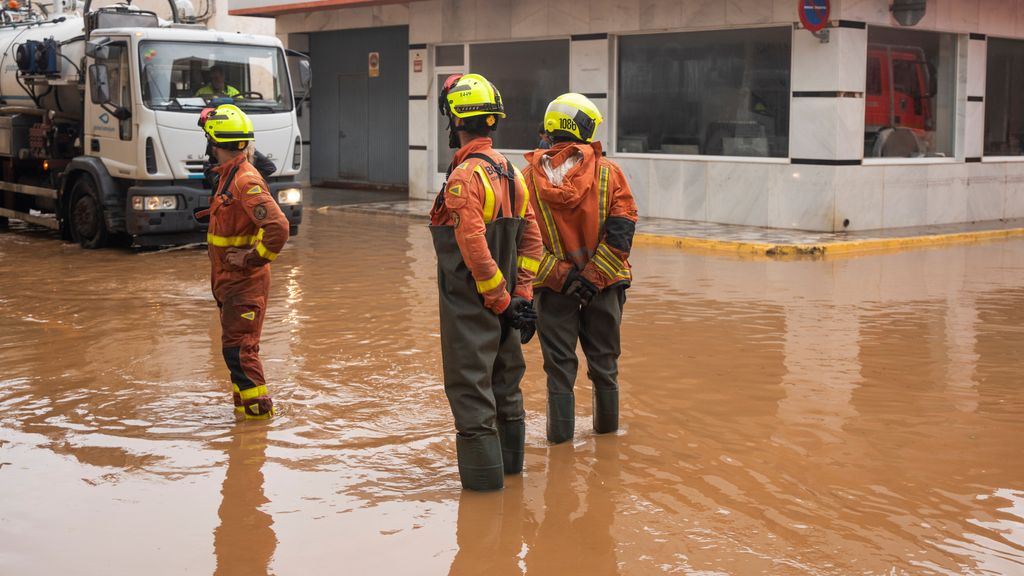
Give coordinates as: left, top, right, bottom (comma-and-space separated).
1, 209, 1023, 576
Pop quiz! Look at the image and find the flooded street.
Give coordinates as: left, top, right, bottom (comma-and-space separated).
1, 209, 1023, 576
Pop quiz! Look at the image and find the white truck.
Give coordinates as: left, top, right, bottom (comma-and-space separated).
0, 0, 308, 247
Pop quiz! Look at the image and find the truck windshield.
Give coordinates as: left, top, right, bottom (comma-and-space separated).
139, 41, 292, 113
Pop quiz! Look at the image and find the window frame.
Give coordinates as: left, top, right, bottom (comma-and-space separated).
980, 34, 1024, 162
610, 24, 795, 163
431, 38, 572, 186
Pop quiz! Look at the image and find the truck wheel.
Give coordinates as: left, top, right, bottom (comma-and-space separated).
68, 176, 108, 249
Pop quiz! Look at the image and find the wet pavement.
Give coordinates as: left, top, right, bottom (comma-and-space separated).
1, 211, 1023, 575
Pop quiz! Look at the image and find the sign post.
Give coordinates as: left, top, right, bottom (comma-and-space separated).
798, 0, 831, 42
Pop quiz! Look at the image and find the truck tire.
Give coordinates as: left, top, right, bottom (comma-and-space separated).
68, 176, 108, 249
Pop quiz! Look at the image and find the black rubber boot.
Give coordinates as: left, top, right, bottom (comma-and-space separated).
455, 434, 504, 491
497, 420, 526, 475
593, 388, 619, 434
547, 393, 575, 444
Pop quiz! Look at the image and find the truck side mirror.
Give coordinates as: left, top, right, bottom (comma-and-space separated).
85, 39, 110, 60
89, 64, 111, 104
299, 59, 311, 91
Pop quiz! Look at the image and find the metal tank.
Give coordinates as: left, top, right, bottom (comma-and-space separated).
0, 14, 85, 118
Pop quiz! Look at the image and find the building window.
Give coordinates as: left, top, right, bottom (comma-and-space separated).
617, 27, 791, 157
864, 27, 956, 158
985, 38, 1024, 156
470, 40, 569, 151
435, 45, 464, 67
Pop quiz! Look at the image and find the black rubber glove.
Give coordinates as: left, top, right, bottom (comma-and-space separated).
519, 322, 536, 345
562, 268, 598, 306
501, 296, 536, 328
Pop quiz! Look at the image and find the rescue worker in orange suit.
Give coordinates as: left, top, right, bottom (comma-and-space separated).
523, 93, 638, 444
430, 73, 544, 491
198, 104, 290, 420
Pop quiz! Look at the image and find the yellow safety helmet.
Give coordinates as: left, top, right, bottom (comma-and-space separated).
543, 93, 603, 143
201, 104, 254, 150
440, 73, 506, 120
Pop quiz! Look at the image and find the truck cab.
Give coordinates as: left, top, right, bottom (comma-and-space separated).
865, 44, 938, 157
0, 2, 307, 248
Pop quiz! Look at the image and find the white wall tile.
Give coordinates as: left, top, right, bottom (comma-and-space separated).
966, 38, 986, 97
965, 100, 985, 158
775, 164, 836, 231
409, 100, 429, 147
374, 3, 410, 26
442, 0, 476, 42
936, 0, 980, 32
614, 157, 652, 215
979, 0, 1015, 37
409, 148, 430, 199
479, 0, 512, 41
410, 0, 443, 44
966, 162, 1006, 221
790, 98, 866, 161
409, 48, 429, 96
772, 0, 797, 24
679, 0, 726, 27
726, 0, 771, 25
510, 0, 546, 39
881, 165, 929, 228
839, 0, 889, 25
926, 162, 968, 224
570, 39, 609, 95
706, 162, 776, 227
835, 165, 885, 230
548, 0, 591, 36
792, 27, 868, 94
1004, 161, 1024, 218
589, 0, 640, 33
639, 0, 682, 30
648, 159, 684, 219
590, 98, 611, 147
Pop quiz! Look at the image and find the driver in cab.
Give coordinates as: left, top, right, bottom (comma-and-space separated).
196, 65, 240, 99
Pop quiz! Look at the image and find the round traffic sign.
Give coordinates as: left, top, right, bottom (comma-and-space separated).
798, 0, 831, 33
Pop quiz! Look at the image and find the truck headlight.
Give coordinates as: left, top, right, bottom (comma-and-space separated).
132, 195, 179, 211
277, 188, 302, 205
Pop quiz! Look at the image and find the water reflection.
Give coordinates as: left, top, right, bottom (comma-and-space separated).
214, 423, 276, 576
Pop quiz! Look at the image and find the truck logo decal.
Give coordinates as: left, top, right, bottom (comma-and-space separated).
99, 113, 110, 124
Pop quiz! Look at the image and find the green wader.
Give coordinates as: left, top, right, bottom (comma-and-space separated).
535, 285, 626, 444
431, 216, 527, 491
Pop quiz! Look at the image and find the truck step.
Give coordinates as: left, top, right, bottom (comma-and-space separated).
0, 207, 60, 230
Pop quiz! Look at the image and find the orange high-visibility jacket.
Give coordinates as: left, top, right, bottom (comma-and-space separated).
207, 153, 289, 300
430, 137, 544, 314
523, 141, 638, 292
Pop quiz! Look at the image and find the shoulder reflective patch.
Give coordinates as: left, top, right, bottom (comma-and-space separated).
448, 184, 462, 197
253, 204, 267, 220
246, 186, 262, 195
241, 311, 256, 321
454, 162, 470, 172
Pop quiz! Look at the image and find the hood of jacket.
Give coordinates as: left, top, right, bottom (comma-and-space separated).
524, 141, 602, 210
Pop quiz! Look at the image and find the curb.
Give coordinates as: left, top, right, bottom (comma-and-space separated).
634, 227, 1024, 257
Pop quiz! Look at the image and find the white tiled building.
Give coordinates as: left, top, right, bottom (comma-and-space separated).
229, 0, 1024, 231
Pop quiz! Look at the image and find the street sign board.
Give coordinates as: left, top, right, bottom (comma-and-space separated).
798, 0, 831, 33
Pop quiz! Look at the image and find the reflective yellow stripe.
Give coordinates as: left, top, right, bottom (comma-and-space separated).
514, 167, 529, 218
475, 268, 505, 293
594, 242, 631, 280
596, 242, 625, 270
598, 165, 610, 233
475, 165, 496, 222
517, 255, 540, 274
533, 252, 558, 287
531, 172, 565, 260
207, 233, 258, 247
255, 241, 278, 261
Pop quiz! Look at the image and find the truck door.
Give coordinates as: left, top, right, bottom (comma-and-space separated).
85, 39, 137, 179
891, 54, 927, 131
